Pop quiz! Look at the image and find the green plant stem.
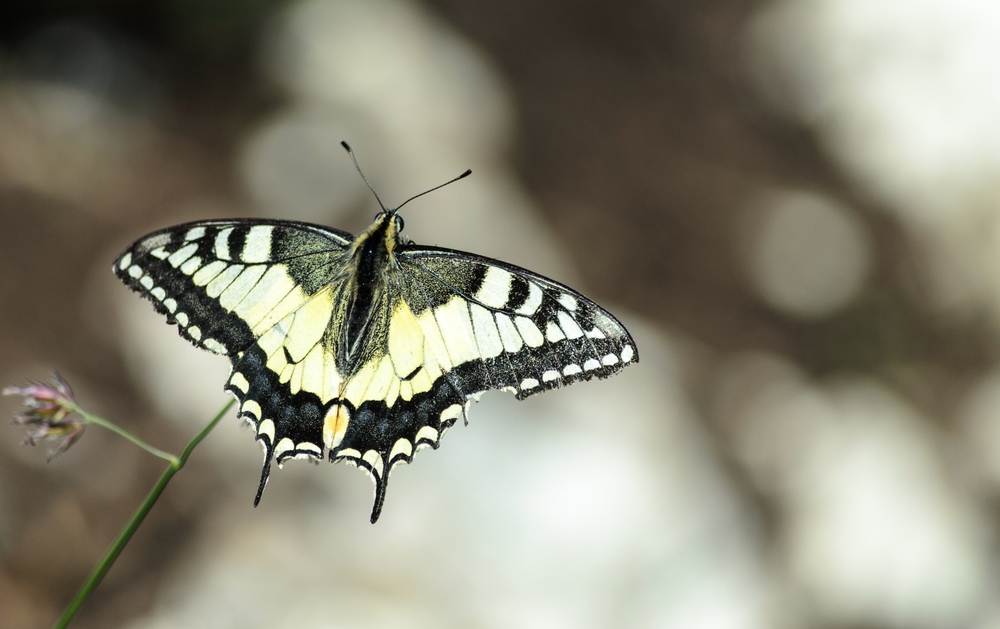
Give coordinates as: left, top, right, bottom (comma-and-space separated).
53, 399, 235, 629
68, 402, 179, 465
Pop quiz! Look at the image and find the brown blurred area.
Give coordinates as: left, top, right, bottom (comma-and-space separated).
3, 1, 1000, 628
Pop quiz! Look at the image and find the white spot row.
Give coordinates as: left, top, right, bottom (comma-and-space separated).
127, 248, 232, 354
362, 449, 384, 476
390, 437, 413, 461
203, 338, 228, 354
242, 399, 262, 420
441, 404, 463, 423
257, 418, 275, 441
415, 425, 439, 449
516, 351, 627, 392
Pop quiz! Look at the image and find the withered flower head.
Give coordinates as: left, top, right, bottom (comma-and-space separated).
3, 372, 84, 460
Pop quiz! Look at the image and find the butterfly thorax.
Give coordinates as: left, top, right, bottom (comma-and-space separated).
337, 211, 404, 376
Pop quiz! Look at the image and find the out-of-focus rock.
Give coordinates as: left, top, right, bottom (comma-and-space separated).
746, 0, 1000, 324
742, 189, 872, 318
717, 352, 989, 628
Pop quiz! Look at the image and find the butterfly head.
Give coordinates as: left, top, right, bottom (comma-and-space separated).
382, 209, 404, 235
380, 209, 407, 250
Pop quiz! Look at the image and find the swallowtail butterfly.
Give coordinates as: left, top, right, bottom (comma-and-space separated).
115, 143, 637, 522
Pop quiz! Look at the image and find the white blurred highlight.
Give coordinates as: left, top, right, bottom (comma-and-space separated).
239, 113, 374, 222
717, 353, 989, 628
746, 190, 871, 317
958, 369, 1000, 493
746, 0, 1000, 322
264, 0, 513, 161
240, 0, 569, 278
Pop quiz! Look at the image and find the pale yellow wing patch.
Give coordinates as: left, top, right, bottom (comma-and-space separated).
342, 299, 437, 408
386, 299, 425, 379
253, 283, 343, 402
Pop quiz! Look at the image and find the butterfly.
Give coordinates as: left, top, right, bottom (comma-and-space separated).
114, 143, 637, 522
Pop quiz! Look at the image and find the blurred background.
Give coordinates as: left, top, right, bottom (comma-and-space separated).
3, 0, 1000, 627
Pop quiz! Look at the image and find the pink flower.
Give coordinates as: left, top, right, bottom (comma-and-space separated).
3, 372, 84, 460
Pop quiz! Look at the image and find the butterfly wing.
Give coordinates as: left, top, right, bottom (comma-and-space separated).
396, 246, 638, 398
115, 219, 353, 355
114, 219, 355, 496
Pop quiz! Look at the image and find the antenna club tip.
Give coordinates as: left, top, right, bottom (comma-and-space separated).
461, 169, 472, 178
341, 141, 352, 151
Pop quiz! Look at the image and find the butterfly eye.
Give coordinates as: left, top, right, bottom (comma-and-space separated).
394, 215, 405, 232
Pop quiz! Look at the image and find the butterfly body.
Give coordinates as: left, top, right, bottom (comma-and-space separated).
115, 198, 636, 523
338, 211, 402, 375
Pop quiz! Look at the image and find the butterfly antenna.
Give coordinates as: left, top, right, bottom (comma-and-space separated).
341, 141, 387, 212
394, 168, 472, 213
